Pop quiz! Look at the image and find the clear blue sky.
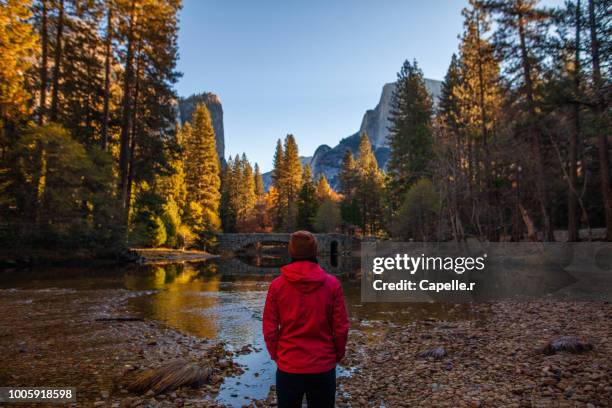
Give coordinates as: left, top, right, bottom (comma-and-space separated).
175, 0, 559, 172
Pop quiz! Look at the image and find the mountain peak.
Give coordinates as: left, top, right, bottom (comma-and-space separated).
262, 78, 442, 190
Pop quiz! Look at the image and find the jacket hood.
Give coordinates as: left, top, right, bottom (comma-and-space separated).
281, 261, 327, 293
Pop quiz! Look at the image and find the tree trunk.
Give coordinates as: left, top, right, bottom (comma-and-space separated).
125, 41, 142, 220
568, 0, 581, 242
517, 8, 552, 241
519, 204, 537, 241
50, 0, 64, 122
118, 0, 138, 214
38, 0, 48, 125
588, 0, 612, 240
512, 166, 522, 241
475, 12, 494, 240
33, 0, 50, 223
101, 3, 113, 151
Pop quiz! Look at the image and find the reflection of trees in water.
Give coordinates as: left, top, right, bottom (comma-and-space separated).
127, 263, 222, 339
128, 261, 270, 345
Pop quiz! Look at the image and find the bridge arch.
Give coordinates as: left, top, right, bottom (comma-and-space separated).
216, 233, 356, 256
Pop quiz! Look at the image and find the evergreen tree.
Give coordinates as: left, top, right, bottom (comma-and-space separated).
236, 153, 256, 228
314, 198, 341, 233
436, 55, 468, 241
480, 0, 555, 240
117, 0, 181, 217
282, 134, 302, 231
439, 54, 463, 138
219, 153, 258, 232
0, 0, 38, 123
156, 124, 188, 247
254, 163, 265, 197
387, 59, 434, 211
355, 133, 386, 235
339, 149, 359, 228
587, 0, 611, 240
220, 155, 237, 232
392, 178, 440, 241
456, 0, 503, 239
184, 103, 221, 242
296, 164, 318, 231
271, 138, 286, 229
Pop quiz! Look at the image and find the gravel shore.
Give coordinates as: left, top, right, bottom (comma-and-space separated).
0, 288, 240, 408
338, 302, 612, 408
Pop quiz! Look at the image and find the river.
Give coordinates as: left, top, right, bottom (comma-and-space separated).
0, 254, 475, 406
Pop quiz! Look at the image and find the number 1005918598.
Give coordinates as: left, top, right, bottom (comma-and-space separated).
0, 387, 76, 402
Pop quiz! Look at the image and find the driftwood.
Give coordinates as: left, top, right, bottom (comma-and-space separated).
128, 359, 211, 395
540, 336, 594, 355
419, 347, 447, 360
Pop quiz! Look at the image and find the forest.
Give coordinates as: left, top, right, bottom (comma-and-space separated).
0, 0, 610, 256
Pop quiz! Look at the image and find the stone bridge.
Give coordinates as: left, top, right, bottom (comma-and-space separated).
216, 233, 357, 255
215, 255, 361, 277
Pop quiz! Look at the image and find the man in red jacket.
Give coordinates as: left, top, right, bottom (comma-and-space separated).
263, 231, 350, 408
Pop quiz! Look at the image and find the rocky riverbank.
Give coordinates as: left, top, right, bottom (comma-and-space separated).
0, 288, 241, 407
338, 301, 612, 408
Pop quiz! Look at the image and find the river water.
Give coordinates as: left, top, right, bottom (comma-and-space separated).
0, 255, 474, 406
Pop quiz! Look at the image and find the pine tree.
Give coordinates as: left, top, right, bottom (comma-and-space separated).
252, 162, 270, 232
437, 55, 468, 241
314, 198, 341, 233
184, 103, 221, 240
101, 0, 114, 151
220, 155, 237, 232
587, 0, 611, 240
282, 134, 302, 231
544, 0, 587, 241
157, 124, 188, 212
237, 153, 256, 227
254, 163, 265, 197
49, 0, 65, 122
439, 54, 463, 139
155, 124, 188, 247
387, 59, 434, 211
296, 164, 318, 231
271, 138, 286, 229
480, 0, 554, 240
456, 0, 503, 239
355, 133, 386, 235
339, 149, 359, 228
0, 0, 38, 123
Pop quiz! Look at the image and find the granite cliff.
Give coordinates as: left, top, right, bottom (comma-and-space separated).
263, 79, 442, 190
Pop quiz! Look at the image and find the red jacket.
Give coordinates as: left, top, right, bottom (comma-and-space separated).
263, 260, 350, 374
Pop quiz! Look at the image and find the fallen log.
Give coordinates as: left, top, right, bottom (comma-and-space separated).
127, 359, 211, 395
540, 336, 593, 355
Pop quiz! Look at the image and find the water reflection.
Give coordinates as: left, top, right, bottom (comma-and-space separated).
127, 262, 270, 341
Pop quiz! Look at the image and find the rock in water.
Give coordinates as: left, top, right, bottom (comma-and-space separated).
540, 336, 593, 355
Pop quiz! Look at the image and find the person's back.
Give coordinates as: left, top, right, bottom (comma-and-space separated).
263, 231, 349, 408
